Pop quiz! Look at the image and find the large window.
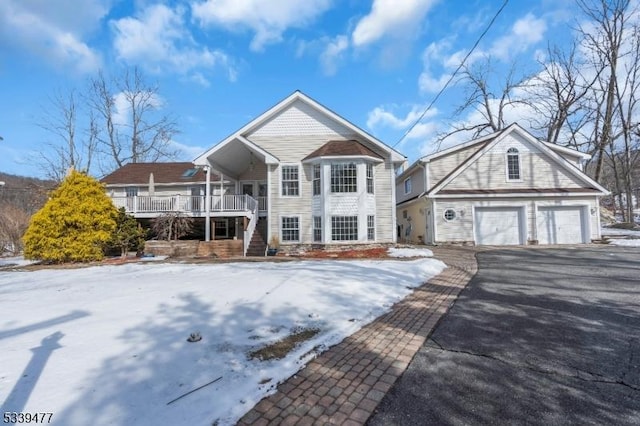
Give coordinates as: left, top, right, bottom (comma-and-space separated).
366, 163, 374, 194
281, 216, 299, 242
367, 215, 375, 241
507, 148, 521, 180
313, 164, 321, 196
332, 216, 358, 241
281, 165, 299, 196
404, 177, 412, 194
126, 187, 139, 197
313, 216, 322, 242
331, 163, 357, 193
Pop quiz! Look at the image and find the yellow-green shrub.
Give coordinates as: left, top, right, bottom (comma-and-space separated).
23, 170, 117, 263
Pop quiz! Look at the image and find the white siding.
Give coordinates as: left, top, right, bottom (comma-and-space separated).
428, 142, 486, 188
445, 133, 585, 191
434, 196, 601, 244
374, 162, 395, 243
250, 99, 353, 138
396, 166, 424, 204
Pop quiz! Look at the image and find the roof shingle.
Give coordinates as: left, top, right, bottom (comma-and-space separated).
101, 162, 218, 185
303, 140, 384, 161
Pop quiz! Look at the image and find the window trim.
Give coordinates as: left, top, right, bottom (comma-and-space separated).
506, 147, 522, 181
366, 163, 374, 194
313, 216, 322, 242
404, 177, 412, 195
312, 164, 321, 196
280, 164, 300, 197
330, 162, 358, 193
367, 215, 375, 241
280, 215, 301, 243
443, 208, 457, 222
331, 215, 358, 241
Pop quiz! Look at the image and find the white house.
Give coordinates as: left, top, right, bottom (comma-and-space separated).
193, 91, 406, 254
396, 124, 609, 246
103, 91, 406, 255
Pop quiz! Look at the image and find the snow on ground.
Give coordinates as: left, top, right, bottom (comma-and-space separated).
387, 247, 434, 258
0, 257, 445, 426
601, 227, 640, 237
0, 256, 37, 267
609, 239, 640, 247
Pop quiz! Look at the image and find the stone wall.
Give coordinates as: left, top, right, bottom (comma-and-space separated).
144, 240, 243, 258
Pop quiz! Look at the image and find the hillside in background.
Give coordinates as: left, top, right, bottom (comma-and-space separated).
0, 171, 56, 214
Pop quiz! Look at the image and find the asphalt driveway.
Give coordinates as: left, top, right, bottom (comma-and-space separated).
369, 246, 640, 426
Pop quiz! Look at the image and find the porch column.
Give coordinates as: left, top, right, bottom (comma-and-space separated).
205, 165, 211, 241
220, 172, 224, 211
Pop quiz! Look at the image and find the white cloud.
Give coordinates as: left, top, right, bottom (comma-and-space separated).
0, 0, 106, 72
171, 140, 207, 160
417, 12, 547, 94
192, 0, 333, 51
111, 91, 165, 127
368, 104, 439, 144
489, 13, 547, 60
320, 35, 349, 76
112, 4, 236, 84
352, 0, 438, 47
418, 71, 451, 93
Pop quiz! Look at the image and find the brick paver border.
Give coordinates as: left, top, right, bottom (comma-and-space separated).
238, 246, 479, 425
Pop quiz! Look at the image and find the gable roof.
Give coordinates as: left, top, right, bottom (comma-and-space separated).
101, 162, 218, 185
194, 91, 405, 165
302, 140, 384, 161
427, 123, 608, 196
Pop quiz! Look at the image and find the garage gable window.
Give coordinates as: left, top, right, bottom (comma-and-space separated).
506, 148, 521, 181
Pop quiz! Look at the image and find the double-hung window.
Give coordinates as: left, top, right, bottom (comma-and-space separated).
313, 216, 322, 242
366, 163, 374, 194
332, 216, 358, 241
331, 163, 357, 193
281, 216, 299, 242
506, 148, 521, 180
312, 164, 321, 196
404, 177, 412, 194
367, 215, 375, 241
281, 165, 299, 196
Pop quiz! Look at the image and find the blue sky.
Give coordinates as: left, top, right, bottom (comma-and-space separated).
0, 0, 578, 178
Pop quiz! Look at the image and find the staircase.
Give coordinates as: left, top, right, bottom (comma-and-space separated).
246, 219, 268, 256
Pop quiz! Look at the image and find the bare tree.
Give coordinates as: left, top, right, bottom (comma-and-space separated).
0, 203, 30, 255
38, 90, 98, 181
436, 58, 532, 147
576, 0, 633, 183
39, 67, 180, 179
151, 212, 193, 241
89, 67, 180, 172
525, 43, 601, 152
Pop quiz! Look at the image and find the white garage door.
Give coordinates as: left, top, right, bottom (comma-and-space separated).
475, 207, 524, 245
537, 206, 586, 244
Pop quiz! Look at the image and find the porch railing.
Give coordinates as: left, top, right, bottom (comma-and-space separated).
257, 196, 268, 211
243, 197, 259, 256
111, 194, 262, 215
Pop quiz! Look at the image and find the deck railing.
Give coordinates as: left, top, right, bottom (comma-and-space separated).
111, 194, 262, 215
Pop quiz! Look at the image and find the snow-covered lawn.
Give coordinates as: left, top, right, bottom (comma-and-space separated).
601, 227, 640, 237
0, 255, 445, 426
609, 239, 640, 247
0, 256, 37, 267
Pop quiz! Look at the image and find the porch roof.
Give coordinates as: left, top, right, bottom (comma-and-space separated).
194, 136, 279, 179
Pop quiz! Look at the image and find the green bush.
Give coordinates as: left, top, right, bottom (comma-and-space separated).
23, 170, 117, 263
108, 207, 147, 257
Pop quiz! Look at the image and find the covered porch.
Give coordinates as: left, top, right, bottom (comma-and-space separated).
194, 133, 278, 248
